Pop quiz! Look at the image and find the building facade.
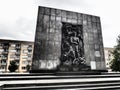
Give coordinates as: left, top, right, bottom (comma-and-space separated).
104, 47, 114, 71
0, 39, 34, 73
32, 6, 106, 72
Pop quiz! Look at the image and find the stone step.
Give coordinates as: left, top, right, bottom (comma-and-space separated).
0, 70, 109, 77
0, 76, 120, 82
1, 76, 120, 89
2, 81, 120, 90
0, 73, 54, 76
1, 73, 120, 90
1, 74, 120, 81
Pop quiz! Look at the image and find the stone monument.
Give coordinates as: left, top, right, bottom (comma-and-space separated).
31, 6, 106, 73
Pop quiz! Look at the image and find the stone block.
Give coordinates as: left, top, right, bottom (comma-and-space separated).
71, 19, 77, 24
77, 13, 83, 20
92, 22, 97, 29
61, 10, 66, 18
49, 28, 55, 33
51, 8, 56, 15
36, 26, 42, 33
95, 44, 100, 50
56, 16, 61, 21
95, 57, 101, 61
66, 18, 72, 23
83, 14, 87, 21
95, 51, 101, 57
48, 34, 55, 41
50, 20, 56, 29
39, 7, 44, 14
37, 14, 44, 26
54, 34, 60, 41
87, 21, 92, 29
66, 11, 72, 19
83, 20, 87, 25
101, 61, 106, 69
55, 21, 62, 30
77, 19, 83, 25
56, 9, 61, 17
97, 23, 101, 30
96, 61, 101, 69
50, 15, 56, 21
96, 17, 100, 23
72, 12, 77, 19
61, 17, 67, 22
90, 50, 95, 61
92, 16, 97, 22
44, 7, 51, 15
87, 15, 92, 22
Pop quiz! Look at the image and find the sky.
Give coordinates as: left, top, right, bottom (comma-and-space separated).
0, 0, 120, 48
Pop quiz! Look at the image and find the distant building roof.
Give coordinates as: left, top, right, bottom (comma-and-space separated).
0, 39, 34, 44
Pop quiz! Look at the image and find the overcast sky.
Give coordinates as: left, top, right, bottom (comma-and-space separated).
0, 0, 120, 47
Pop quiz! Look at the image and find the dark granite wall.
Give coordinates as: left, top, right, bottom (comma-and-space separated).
32, 6, 106, 71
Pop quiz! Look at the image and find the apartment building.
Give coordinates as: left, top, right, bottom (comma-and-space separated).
0, 39, 114, 73
0, 39, 34, 73
104, 47, 114, 71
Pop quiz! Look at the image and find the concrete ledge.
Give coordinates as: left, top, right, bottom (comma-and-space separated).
1, 73, 120, 90
30, 70, 108, 75
29, 69, 57, 73
56, 70, 101, 75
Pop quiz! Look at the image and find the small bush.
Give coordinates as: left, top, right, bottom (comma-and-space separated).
8, 61, 18, 72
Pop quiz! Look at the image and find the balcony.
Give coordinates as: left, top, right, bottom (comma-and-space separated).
2, 51, 8, 55
15, 60, 19, 64
1, 60, 7, 65
1, 57, 7, 60
28, 52, 32, 55
1, 63, 6, 65
27, 58, 31, 61
0, 46, 3, 49
15, 52, 21, 55
3, 46, 9, 49
15, 57, 20, 60
27, 47, 32, 50
15, 46, 21, 49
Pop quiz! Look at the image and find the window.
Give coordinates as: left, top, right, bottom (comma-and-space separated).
9, 50, 16, 53
0, 43, 3, 46
0, 49, 4, 52
28, 55, 31, 57
10, 44, 16, 47
22, 45, 28, 48
16, 44, 20, 46
10, 54, 15, 58
28, 45, 32, 47
22, 61, 27, 64
1, 60, 6, 63
22, 56, 28, 59
22, 67, 26, 70
1, 66, 5, 69
23, 50, 28, 53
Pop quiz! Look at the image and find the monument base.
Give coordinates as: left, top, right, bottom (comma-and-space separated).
30, 69, 57, 73
30, 69, 108, 75
55, 70, 108, 75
